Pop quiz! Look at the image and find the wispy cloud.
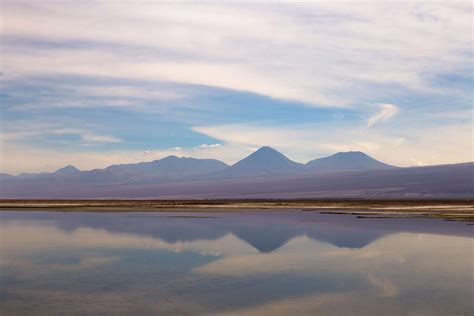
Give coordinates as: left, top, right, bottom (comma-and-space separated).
196, 143, 222, 149
2, 1, 472, 107
76, 86, 182, 100
367, 104, 400, 127
10, 99, 138, 111
0, 142, 242, 174
80, 133, 121, 144
1, 124, 121, 145
192, 120, 472, 167
1, 1, 472, 173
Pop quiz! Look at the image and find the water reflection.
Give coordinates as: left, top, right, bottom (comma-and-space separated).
1, 210, 473, 315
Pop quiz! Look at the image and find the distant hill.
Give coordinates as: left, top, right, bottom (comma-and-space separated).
215, 146, 303, 178
76, 155, 230, 184
305, 151, 394, 172
54, 165, 81, 175
15, 165, 80, 179
2, 162, 472, 199
113, 156, 228, 179
106, 155, 228, 177
1, 147, 472, 199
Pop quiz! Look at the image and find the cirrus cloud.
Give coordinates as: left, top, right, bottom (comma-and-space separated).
367, 104, 400, 127
2, 1, 472, 107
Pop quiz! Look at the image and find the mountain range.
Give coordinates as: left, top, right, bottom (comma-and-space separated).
1, 147, 472, 199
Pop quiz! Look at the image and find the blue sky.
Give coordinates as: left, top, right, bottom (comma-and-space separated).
1, 1, 472, 174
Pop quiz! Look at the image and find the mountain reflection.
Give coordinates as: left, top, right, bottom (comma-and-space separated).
0, 210, 472, 315
1, 210, 471, 252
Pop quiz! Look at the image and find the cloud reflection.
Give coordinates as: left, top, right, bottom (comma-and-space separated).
0, 217, 472, 315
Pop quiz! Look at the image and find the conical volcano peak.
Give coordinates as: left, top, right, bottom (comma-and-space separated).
238, 146, 294, 163
223, 146, 303, 177
248, 146, 287, 158
255, 146, 278, 152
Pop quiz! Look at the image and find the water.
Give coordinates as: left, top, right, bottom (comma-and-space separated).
1, 209, 473, 315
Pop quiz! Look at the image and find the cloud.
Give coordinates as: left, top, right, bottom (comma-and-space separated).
1, 125, 121, 145
3, 221, 470, 316
1, 117, 470, 174
2, 1, 472, 107
1, 223, 255, 258
1, 2, 471, 173
80, 133, 121, 144
196, 143, 222, 149
10, 99, 138, 111
0, 141, 250, 174
0, 144, 131, 174
366, 273, 399, 297
76, 85, 183, 100
51, 256, 120, 271
367, 104, 400, 127
192, 122, 397, 162
192, 120, 472, 167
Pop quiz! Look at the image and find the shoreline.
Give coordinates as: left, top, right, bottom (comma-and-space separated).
0, 199, 473, 222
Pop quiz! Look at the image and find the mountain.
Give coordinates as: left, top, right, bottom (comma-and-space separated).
76, 155, 230, 184
2, 156, 229, 188
1, 147, 472, 199
216, 146, 304, 178
305, 151, 394, 172
1, 162, 471, 199
0, 173, 14, 179
107, 155, 228, 179
54, 165, 80, 175
17, 172, 50, 178
13, 165, 80, 179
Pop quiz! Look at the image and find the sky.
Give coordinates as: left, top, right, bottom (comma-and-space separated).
0, 0, 472, 174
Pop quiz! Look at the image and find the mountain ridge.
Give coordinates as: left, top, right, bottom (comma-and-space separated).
2, 146, 472, 199
1, 162, 472, 199
0, 147, 443, 180
305, 151, 395, 172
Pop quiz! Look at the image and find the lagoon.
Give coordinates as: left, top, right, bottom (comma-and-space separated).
1, 210, 472, 315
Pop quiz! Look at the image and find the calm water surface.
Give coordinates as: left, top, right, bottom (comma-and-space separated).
1, 209, 473, 315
